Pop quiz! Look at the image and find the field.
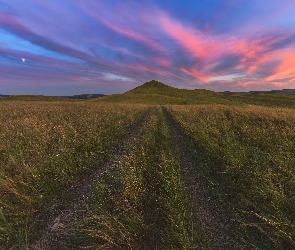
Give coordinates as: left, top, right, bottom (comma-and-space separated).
1, 81, 295, 249
165, 104, 295, 248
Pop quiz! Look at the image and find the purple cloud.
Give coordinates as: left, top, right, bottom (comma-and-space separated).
1, 0, 295, 94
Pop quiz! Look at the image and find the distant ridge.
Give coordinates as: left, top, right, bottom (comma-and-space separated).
223, 89, 295, 95
61, 94, 105, 99
2, 81, 295, 107
0, 94, 9, 99
0, 94, 105, 100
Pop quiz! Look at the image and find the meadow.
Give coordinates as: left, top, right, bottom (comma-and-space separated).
0, 101, 149, 247
166, 104, 295, 248
1, 81, 295, 249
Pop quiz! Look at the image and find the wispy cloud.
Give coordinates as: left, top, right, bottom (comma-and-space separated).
1, 0, 295, 94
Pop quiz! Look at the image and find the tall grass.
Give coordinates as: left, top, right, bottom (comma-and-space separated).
167, 104, 295, 248
0, 101, 148, 247
3, 97, 294, 248
69, 107, 194, 249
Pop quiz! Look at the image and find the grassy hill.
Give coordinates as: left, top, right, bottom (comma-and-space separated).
95, 80, 295, 108
1, 84, 295, 248
95, 80, 232, 105
3, 81, 295, 107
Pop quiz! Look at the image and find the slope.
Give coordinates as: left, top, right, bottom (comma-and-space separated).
94, 80, 295, 108
94, 80, 232, 105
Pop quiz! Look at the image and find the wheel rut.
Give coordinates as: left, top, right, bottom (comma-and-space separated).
30, 108, 154, 250
162, 106, 249, 250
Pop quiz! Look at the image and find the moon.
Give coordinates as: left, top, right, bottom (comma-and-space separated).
22, 58, 25, 62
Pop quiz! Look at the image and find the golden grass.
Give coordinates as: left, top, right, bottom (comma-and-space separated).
0, 101, 149, 246
167, 104, 295, 248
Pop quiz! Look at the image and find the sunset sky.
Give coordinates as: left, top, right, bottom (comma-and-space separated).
1, 0, 295, 95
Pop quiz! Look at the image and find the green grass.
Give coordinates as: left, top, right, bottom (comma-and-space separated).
95, 80, 233, 105
1, 81, 295, 248
0, 101, 149, 247
223, 93, 295, 108
94, 92, 188, 105
94, 80, 295, 108
67, 107, 195, 249
166, 104, 295, 248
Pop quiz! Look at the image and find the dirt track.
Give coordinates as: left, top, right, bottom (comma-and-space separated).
163, 107, 249, 249
32, 106, 250, 249
31, 108, 153, 249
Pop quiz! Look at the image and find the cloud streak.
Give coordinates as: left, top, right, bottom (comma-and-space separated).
1, 0, 295, 95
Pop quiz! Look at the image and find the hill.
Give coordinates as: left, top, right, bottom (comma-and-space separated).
95, 80, 295, 108
3, 81, 295, 107
95, 80, 232, 105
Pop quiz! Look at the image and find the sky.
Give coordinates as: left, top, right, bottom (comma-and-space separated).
1, 0, 295, 95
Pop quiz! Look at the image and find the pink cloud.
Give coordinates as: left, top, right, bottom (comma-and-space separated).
159, 13, 220, 60
2, 1, 295, 93
159, 11, 295, 87
153, 58, 171, 67
181, 68, 209, 83
266, 50, 295, 81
